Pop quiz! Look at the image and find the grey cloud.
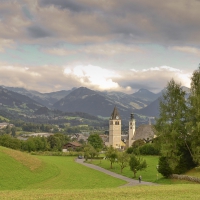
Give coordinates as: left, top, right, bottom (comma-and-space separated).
39, 0, 94, 13
1, 0, 200, 47
27, 25, 53, 38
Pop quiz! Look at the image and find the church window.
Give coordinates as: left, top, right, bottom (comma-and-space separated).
130, 122, 132, 125
115, 121, 119, 125
130, 126, 132, 129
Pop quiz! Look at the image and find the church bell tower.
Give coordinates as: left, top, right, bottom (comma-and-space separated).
109, 106, 121, 149
128, 113, 135, 147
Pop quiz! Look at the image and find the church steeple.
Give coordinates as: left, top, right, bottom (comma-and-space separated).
109, 106, 122, 148
128, 113, 135, 147
110, 106, 120, 120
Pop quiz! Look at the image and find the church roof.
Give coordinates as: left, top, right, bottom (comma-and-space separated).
133, 125, 155, 141
110, 106, 120, 120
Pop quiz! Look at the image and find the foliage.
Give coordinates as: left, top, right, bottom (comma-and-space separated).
187, 68, 200, 165
126, 139, 160, 155
87, 133, 103, 151
83, 143, 98, 160
129, 154, 147, 178
155, 78, 194, 175
117, 151, 130, 173
105, 146, 118, 169
158, 156, 172, 178
126, 139, 145, 154
138, 143, 160, 155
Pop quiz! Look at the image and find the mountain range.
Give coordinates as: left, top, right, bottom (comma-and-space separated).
0, 85, 191, 126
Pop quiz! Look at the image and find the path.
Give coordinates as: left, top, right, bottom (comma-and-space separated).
76, 158, 157, 187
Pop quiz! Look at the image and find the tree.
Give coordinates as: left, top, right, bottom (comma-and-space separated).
129, 154, 147, 178
87, 133, 103, 151
83, 144, 97, 161
105, 146, 118, 169
187, 68, 200, 165
117, 151, 130, 173
155, 79, 189, 172
11, 127, 16, 137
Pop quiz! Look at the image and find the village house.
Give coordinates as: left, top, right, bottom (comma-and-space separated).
62, 142, 82, 152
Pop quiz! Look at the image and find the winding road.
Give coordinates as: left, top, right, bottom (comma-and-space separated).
76, 158, 157, 187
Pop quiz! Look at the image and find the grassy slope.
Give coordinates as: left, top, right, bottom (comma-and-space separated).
0, 147, 200, 199
0, 146, 125, 190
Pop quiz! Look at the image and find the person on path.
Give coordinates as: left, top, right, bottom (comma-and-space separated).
139, 175, 142, 183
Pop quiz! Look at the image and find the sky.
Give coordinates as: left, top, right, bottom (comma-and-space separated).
0, 0, 200, 94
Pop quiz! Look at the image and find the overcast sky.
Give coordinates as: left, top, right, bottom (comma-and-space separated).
0, 0, 199, 93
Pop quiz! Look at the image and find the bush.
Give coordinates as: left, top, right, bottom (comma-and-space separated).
158, 156, 172, 177
139, 144, 160, 155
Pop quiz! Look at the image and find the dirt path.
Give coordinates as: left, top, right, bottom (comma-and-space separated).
76, 158, 158, 187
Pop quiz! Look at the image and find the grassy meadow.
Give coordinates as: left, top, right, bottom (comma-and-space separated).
89, 156, 199, 184
1, 146, 200, 199
0, 146, 125, 190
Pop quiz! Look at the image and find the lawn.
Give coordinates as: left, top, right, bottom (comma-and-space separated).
1, 146, 200, 199
0, 146, 125, 190
89, 156, 198, 184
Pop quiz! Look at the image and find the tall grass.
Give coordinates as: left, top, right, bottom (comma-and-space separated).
0, 185, 200, 200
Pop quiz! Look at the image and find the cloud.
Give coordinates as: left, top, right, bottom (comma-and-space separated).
172, 46, 200, 56
43, 43, 142, 56
0, 39, 14, 52
0, 64, 192, 93
125, 66, 191, 92
0, 0, 200, 46
64, 65, 121, 90
27, 24, 53, 38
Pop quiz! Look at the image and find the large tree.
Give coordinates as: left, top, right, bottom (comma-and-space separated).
155, 79, 190, 173
87, 133, 103, 151
187, 67, 200, 165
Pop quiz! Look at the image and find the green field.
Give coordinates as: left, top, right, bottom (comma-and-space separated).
0, 146, 125, 190
1, 146, 200, 199
90, 156, 197, 184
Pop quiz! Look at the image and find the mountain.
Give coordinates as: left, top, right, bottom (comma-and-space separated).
52, 87, 161, 125
53, 87, 119, 117
136, 86, 191, 118
136, 98, 161, 117
3, 86, 72, 107
132, 88, 159, 102
0, 86, 43, 112
100, 91, 148, 110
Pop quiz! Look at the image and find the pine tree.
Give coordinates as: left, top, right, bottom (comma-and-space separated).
187, 68, 200, 165
155, 79, 189, 172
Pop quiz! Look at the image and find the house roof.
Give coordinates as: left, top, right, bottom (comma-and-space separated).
65, 142, 82, 147
110, 106, 120, 120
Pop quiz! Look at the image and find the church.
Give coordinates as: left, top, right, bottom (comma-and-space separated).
105, 106, 155, 149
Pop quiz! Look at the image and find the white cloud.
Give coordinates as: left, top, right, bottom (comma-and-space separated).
128, 66, 191, 92
0, 64, 192, 93
64, 65, 121, 90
